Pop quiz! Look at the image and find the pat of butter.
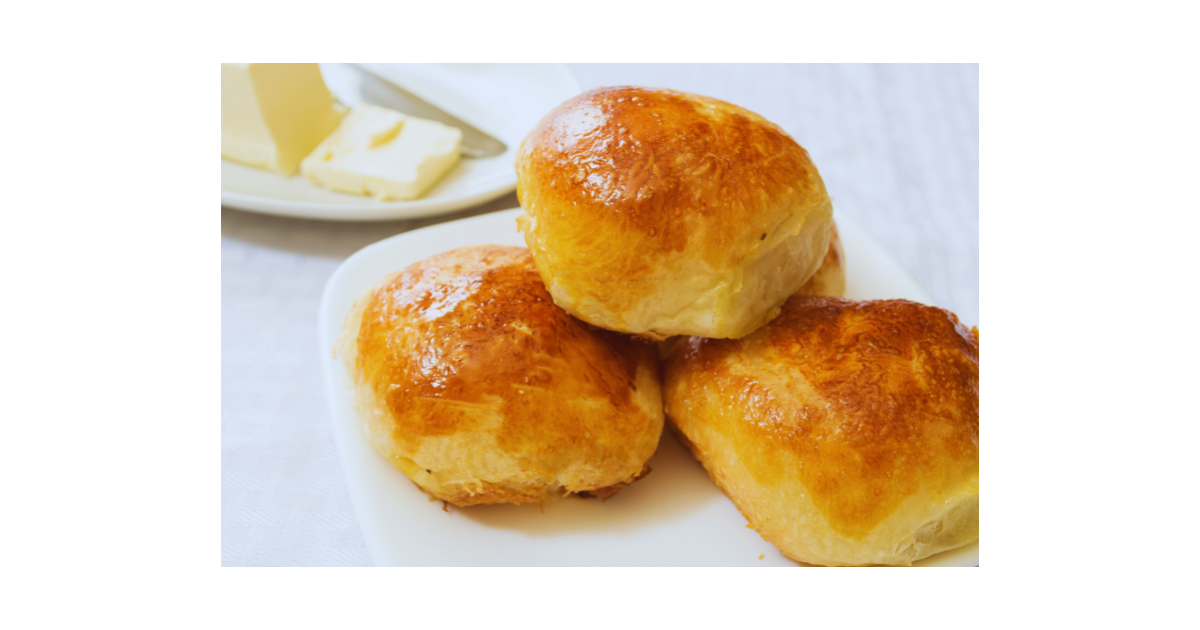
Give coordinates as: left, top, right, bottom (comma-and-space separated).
300, 104, 462, 201
221, 63, 344, 176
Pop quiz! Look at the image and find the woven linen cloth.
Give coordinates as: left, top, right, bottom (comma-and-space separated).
220, 63, 979, 566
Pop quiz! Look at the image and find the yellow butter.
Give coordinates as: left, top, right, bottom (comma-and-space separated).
221, 63, 344, 176
300, 104, 462, 201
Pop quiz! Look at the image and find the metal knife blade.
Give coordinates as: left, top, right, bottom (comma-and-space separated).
350, 64, 507, 159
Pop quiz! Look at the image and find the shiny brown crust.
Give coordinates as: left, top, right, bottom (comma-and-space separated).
796, 221, 845, 297
340, 245, 664, 507
663, 297, 979, 565
516, 86, 834, 339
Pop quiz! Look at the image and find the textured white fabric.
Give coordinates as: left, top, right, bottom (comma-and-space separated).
220, 64, 978, 566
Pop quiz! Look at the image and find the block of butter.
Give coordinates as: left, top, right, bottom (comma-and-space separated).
300, 104, 462, 201
221, 63, 344, 176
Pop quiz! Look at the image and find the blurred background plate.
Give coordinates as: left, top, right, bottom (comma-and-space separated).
318, 208, 978, 566
221, 64, 581, 221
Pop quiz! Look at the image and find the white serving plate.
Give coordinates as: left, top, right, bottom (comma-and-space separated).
318, 209, 979, 566
221, 64, 582, 221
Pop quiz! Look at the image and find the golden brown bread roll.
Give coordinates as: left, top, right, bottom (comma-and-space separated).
662, 297, 978, 566
796, 221, 845, 298
515, 86, 834, 340
337, 245, 663, 506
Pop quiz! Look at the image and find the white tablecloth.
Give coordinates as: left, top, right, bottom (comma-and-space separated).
221, 63, 978, 566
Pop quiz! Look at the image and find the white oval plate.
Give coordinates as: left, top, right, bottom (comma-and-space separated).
318, 209, 979, 566
221, 64, 582, 221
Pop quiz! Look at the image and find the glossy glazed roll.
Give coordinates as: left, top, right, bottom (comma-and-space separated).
516, 86, 834, 340
337, 245, 663, 507
662, 297, 979, 566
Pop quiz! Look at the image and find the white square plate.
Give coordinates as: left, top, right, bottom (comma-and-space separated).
318, 208, 979, 566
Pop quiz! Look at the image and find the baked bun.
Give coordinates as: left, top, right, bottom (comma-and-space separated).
515, 86, 834, 340
796, 220, 845, 298
662, 297, 979, 566
338, 245, 663, 507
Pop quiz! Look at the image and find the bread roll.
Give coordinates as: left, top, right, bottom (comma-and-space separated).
515, 86, 834, 340
796, 221, 845, 298
337, 245, 663, 506
662, 297, 979, 566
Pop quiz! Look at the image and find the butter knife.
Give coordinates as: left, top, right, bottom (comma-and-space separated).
349, 64, 508, 159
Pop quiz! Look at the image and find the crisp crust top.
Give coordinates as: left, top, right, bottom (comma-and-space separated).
516, 85, 829, 269
664, 297, 979, 538
354, 245, 660, 489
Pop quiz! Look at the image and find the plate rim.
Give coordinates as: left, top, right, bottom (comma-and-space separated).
220, 178, 517, 221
